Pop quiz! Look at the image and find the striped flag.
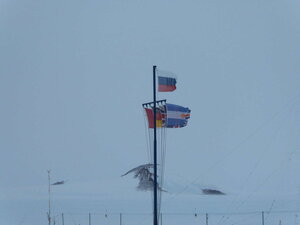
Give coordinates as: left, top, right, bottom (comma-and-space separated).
165, 103, 191, 128
158, 76, 177, 92
144, 107, 165, 128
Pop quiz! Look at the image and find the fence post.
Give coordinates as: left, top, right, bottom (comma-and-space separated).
89, 213, 91, 225
62, 213, 64, 225
262, 211, 265, 225
206, 213, 208, 225
120, 213, 122, 225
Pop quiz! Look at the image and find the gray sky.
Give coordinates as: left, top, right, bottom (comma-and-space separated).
1, 0, 300, 224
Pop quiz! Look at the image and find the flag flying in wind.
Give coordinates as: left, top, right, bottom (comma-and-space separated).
165, 103, 190, 128
158, 76, 177, 92
144, 104, 190, 128
144, 107, 165, 128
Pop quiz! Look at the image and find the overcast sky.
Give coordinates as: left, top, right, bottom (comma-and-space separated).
1, 0, 300, 225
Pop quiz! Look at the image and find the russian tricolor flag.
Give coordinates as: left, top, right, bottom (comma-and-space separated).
158, 76, 177, 92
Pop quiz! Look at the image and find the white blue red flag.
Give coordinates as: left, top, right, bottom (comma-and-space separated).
165, 103, 190, 128
158, 76, 177, 92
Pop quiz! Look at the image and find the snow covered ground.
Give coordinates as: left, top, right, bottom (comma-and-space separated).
2, 173, 300, 225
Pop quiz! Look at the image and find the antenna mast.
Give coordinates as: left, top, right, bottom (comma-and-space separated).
47, 170, 51, 225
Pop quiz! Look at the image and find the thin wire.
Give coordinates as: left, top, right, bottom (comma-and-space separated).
142, 102, 168, 225
63, 210, 300, 216
168, 92, 300, 200
142, 107, 151, 162
217, 103, 292, 225
222, 166, 282, 225
265, 200, 276, 222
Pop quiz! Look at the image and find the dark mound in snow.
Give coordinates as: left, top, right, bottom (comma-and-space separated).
202, 188, 225, 195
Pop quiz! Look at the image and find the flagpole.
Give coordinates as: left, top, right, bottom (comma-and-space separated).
153, 65, 158, 225
47, 170, 51, 225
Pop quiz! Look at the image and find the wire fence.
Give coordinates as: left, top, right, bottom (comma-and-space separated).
48, 210, 300, 225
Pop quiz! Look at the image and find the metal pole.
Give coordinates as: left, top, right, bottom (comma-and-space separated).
89, 213, 91, 225
62, 213, 64, 225
206, 213, 208, 225
48, 170, 51, 225
153, 65, 158, 225
120, 213, 122, 225
262, 211, 265, 225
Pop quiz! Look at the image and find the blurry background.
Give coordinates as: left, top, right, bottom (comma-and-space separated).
1, 0, 300, 224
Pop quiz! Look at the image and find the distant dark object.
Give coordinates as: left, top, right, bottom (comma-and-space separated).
202, 188, 225, 195
51, 181, 65, 185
